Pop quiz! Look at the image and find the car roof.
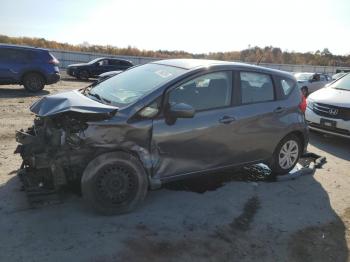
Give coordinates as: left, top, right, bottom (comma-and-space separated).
152, 59, 293, 78
97, 57, 132, 63
0, 44, 47, 52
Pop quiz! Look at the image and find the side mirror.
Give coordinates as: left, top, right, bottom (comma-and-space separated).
168, 103, 195, 119
95, 63, 100, 67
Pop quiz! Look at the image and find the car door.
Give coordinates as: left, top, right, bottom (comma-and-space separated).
234, 71, 288, 161
151, 71, 250, 180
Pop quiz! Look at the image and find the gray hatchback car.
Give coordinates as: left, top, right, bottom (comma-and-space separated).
16, 59, 308, 215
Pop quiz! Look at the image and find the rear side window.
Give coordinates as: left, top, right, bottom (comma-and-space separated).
169, 71, 233, 111
279, 78, 296, 96
0, 48, 34, 62
240, 72, 274, 104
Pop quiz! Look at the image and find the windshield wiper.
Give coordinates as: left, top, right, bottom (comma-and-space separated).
334, 87, 350, 91
87, 92, 112, 104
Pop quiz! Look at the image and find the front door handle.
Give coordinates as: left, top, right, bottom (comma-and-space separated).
219, 116, 236, 124
274, 107, 286, 114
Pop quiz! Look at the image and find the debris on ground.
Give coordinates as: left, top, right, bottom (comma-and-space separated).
165, 152, 326, 193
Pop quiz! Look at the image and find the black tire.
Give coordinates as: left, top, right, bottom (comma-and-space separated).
270, 134, 302, 176
301, 86, 309, 97
77, 70, 89, 80
81, 152, 148, 215
23, 73, 45, 92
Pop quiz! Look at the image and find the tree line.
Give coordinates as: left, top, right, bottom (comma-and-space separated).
1, 34, 349, 67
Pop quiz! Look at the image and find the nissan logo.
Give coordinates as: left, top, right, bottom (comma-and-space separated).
329, 109, 339, 115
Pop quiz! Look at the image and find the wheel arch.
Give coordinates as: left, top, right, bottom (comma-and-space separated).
20, 70, 47, 84
83, 148, 157, 189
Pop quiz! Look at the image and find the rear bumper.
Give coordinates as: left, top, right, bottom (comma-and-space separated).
46, 72, 60, 84
305, 107, 350, 138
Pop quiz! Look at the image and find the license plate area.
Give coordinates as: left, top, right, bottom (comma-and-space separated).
320, 118, 337, 129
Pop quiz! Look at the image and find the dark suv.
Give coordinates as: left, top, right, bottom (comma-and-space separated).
0, 44, 60, 92
16, 59, 308, 215
66, 57, 133, 80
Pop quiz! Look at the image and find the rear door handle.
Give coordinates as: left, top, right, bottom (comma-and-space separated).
219, 116, 236, 124
274, 107, 286, 114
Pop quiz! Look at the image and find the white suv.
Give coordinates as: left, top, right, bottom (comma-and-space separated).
306, 73, 350, 138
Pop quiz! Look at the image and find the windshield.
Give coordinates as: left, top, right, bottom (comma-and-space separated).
87, 63, 186, 106
330, 73, 350, 91
294, 73, 313, 81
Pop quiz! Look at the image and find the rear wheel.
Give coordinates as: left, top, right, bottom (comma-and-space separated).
270, 134, 302, 175
23, 73, 45, 92
81, 152, 148, 215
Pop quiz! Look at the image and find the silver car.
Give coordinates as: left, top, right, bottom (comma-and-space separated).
294, 72, 331, 96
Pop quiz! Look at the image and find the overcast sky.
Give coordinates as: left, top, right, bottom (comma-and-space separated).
0, 0, 349, 55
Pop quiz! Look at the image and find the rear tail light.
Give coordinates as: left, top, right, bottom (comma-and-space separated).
49, 57, 59, 65
299, 94, 307, 113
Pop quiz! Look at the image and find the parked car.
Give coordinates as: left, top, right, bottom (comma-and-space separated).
306, 72, 350, 138
16, 59, 308, 215
97, 70, 122, 81
0, 44, 60, 92
294, 72, 331, 96
66, 57, 133, 80
332, 72, 347, 80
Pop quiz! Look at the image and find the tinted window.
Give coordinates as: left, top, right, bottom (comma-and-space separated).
0, 48, 34, 62
121, 61, 132, 66
108, 60, 131, 66
240, 72, 274, 103
0, 48, 10, 60
97, 59, 109, 66
108, 59, 120, 66
279, 78, 296, 96
169, 72, 232, 111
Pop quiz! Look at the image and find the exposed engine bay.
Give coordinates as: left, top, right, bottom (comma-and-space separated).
15, 114, 102, 200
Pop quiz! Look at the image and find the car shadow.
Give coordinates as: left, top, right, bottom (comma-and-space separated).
0, 166, 348, 261
309, 131, 350, 161
0, 86, 50, 98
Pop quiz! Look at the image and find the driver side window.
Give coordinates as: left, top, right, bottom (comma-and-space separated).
168, 72, 232, 111
97, 59, 108, 66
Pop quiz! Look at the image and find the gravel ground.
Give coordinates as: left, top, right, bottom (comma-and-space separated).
0, 78, 349, 262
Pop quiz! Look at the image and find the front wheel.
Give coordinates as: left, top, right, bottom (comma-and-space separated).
270, 134, 302, 175
81, 152, 148, 215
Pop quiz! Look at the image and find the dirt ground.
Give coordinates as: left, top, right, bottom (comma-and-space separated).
0, 78, 349, 262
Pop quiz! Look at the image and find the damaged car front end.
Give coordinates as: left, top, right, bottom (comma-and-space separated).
15, 90, 120, 199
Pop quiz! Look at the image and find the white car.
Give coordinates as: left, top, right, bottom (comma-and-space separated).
306, 73, 350, 138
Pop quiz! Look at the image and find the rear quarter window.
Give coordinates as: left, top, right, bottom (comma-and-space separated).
278, 77, 297, 97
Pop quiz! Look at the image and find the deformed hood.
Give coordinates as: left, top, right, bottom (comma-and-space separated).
30, 90, 118, 117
